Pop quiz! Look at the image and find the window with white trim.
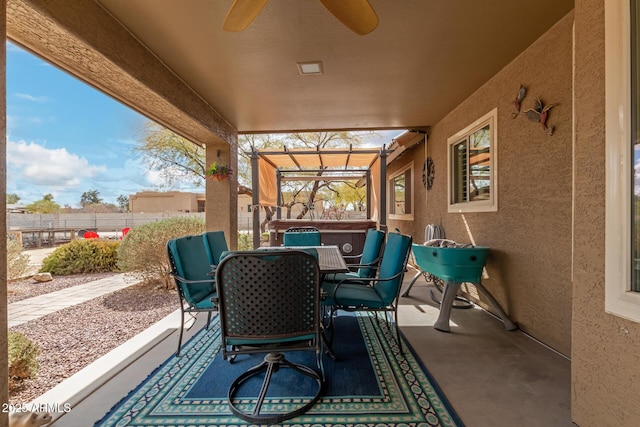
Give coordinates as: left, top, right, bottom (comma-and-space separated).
389, 163, 413, 220
447, 108, 498, 213
604, 0, 640, 322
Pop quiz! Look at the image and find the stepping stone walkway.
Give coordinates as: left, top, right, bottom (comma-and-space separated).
8, 274, 138, 328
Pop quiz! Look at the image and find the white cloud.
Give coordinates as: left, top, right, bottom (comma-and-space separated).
8, 140, 107, 188
6, 139, 203, 206
15, 92, 48, 103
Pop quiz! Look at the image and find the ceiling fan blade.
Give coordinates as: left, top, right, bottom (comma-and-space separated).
319, 0, 379, 35
222, 0, 269, 32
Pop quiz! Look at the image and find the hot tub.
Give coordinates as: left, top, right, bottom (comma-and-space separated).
268, 219, 378, 255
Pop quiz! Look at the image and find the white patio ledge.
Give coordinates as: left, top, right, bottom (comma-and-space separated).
28, 309, 193, 422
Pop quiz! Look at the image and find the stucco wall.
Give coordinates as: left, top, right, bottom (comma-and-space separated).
130, 191, 200, 213
395, 13, 575, 355
573, 0, 640, 424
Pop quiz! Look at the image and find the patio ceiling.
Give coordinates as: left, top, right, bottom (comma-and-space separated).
80, 0, 573, 135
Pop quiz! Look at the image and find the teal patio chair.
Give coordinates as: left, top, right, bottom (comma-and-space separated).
216, 250, 323, 424
322, 232, 412, 352
167, 232, 226, 356
283, 226, 321, 246
325, 228, 385, 283
203, 230, 229, 268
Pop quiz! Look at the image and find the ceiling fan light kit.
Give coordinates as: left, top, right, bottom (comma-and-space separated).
223, 0, 378, 35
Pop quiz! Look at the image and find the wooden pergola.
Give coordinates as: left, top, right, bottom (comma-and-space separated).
248, 146, 390, 248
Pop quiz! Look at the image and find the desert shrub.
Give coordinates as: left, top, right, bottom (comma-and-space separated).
117, 217, 205, 288
7, 237, 30, 280
40, 239, 120, 275
8, 331, 39, 388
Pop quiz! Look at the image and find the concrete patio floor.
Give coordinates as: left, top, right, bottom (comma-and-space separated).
33, 268, 573, 427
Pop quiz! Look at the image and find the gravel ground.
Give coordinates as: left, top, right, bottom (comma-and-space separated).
8, 276, 176, 404
8, 272, 118, 303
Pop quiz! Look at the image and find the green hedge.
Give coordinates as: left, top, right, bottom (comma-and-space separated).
8, 331, 39, 388
40, 239, 120, 275
117, 216, 205, 288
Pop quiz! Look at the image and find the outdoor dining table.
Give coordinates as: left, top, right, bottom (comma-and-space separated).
295, 245, 349, 275
261, 245, 349, 277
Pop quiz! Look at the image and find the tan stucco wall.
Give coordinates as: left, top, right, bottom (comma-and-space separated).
129, 191, 200, 213
394, 12, 575, 356
573, 0, 640, 424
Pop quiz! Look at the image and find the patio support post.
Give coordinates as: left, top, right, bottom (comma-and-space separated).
366, 169, 371, 219
206, 139, 238, 249
0, 0, 8, 424
276, 170, 282, 220
379, 146, 387, 232
251, 150, 260, 249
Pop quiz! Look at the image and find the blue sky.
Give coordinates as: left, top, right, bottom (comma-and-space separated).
6, 42, 400, 208
6, 42, 171, 207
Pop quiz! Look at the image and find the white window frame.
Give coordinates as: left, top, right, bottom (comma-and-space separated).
604, 0, 640, 322
447, 108, 498, 213
389, 162, 414, 220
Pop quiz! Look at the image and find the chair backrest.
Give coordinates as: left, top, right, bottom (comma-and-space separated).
203, 231, 229, 266
283, 226, 321, 246
374, 232, 413, 304
216, 250, 320, 346
356, 228, 386, 278
167, 235, 215, 304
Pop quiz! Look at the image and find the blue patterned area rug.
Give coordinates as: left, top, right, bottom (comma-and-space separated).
95, 313, 463, 426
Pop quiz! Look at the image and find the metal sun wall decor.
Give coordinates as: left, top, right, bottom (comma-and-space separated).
423, 157, 434, 190
511, 84, 555, 136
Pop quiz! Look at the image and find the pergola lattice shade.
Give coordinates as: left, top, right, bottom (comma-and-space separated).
256, 147, 383, 171
253, 147, 384, 219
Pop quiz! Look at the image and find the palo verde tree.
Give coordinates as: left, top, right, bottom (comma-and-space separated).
116, 194, 130, 212
6, 193, 20, 204
134, 121, 206, 188
25, 194, 61, 214
80, 189, 103, 207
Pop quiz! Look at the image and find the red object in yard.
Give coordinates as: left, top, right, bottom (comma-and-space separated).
83, 231, 99, 239
121, 227, 131, 239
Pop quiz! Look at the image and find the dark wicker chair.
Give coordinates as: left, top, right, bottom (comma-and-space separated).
216, 250, 323, 424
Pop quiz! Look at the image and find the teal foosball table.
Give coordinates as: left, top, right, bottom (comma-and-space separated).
410, 244, 517, 332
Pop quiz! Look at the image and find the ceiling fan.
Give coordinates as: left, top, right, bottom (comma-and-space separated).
222, 0, 379, 35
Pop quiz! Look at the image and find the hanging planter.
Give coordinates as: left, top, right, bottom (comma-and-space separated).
206, 162, 233, 181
